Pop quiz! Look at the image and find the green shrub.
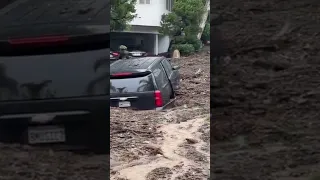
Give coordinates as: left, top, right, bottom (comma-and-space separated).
173, 36, 202, 52
201, 23, 210, 42
171, 44, 195, 56
193, 39, 203, 51
173, 36, 186, 44
184, 36, 202, 51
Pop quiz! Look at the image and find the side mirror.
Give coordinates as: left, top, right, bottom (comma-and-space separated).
172, 65, 180, 70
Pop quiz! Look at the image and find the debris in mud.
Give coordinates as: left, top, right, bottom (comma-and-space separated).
181, 145, 208, 163
142, 144, 166, 157
111, 115, 210, 180
115, 178, 130, 180
0, 144, 108, 180
198, 122, 210, 143
252, 59, 291, 71
174, 167, 207, 180
162, 108, 208, 123
212, 0, 320, 179
185, 138, 199, 144
172, 52, 210, 110
193, 68, 202, 78
145, 167, 173, 180
110, 108, 162, 159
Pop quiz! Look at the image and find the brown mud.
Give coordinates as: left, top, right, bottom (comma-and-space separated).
212, 0, 320, 179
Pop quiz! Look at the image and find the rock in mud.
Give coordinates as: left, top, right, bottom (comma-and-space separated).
145, 167, 173, 180
185, 138, 199, 144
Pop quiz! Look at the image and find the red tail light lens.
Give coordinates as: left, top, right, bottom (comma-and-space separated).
8, 36, 69, 45
112, 52, 119, 56
154, 90, 163, 107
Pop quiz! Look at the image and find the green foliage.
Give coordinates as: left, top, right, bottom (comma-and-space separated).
159, 0, 205, 37
173, 36, 186, 44
171, 44, 195, 56
159, 13, 183, 36
160, 0, 206, 56
201, 22, 210, 42
184, 36, 202, 51
172, 36, 202, 51
111, 0, 137, 31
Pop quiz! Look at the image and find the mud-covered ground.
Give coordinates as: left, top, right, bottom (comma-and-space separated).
110, 50, 210, 180
212, 0, 320, 179
0, 144, 108, 179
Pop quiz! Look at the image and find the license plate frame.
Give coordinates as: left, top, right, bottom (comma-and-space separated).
118, 101, 131, 108
132, 53, 141, 56
28, 126, 66, 144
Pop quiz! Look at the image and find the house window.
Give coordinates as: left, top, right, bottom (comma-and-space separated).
139, 0, 150, 4
166, 0, 173, 11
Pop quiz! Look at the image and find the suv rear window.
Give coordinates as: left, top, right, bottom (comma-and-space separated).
110, 75, 155, 93
0, 34, 109, 102
0, 1, 110, 102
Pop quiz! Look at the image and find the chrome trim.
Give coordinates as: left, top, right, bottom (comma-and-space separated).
110, 96, 138, 100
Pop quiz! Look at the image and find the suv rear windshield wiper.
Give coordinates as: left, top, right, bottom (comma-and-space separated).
0, 33, 109, 56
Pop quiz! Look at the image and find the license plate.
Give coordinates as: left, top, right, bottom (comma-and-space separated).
28, 126, 66, 144
119, 101, 131, 107
132, 53, 141, 56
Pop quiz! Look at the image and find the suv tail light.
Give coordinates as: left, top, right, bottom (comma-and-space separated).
112, 52, 119, 56
154, 90, 163, 107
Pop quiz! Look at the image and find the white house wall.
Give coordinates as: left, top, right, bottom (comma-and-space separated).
112, 0, 172, 55
130, 1, 169, 27
121, 25, 159, 34
158, 35, 170, 53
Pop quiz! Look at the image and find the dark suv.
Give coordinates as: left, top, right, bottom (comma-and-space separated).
110, 57, 180, 110
0, 0, 109, 153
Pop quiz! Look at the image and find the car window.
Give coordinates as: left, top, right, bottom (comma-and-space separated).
110, 75, 155, 93
161, 59, 173, 76
152, 66, 169, 88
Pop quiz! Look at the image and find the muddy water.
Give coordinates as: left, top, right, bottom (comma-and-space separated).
111, 117, 210, 180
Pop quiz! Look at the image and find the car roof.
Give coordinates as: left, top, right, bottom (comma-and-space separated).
110, 57, 164, 74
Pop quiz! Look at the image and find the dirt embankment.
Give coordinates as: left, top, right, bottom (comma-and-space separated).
110, 50, 210, 180
212, 0, 320, 179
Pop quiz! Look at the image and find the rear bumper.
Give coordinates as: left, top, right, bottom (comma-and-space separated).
155, 107, 164, 111
111, 98, 176, 111
0, 96, 109, 153
0, 96, 109, 114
